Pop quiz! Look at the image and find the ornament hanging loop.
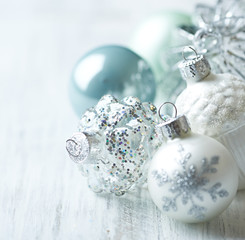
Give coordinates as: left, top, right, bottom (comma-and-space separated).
158, 102, 178, 122
182, 46, 198, 61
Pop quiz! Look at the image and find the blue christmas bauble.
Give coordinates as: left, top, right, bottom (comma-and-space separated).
69, 45, 156, 116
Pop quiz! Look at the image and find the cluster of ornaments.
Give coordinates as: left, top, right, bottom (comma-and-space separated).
67, 49, 245, 223
69, 0, 245, 114
66, 0, 245, 224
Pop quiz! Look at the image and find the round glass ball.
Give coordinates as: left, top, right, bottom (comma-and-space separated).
69, 45, 156, 116
129, 11, 192, 106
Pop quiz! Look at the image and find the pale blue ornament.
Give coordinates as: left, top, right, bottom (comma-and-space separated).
69, 45, 156, 116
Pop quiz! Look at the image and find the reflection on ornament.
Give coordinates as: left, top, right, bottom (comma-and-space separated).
66, 95, 160, 196
175, 47, 245, 190
148, 105, 238, 223
129, 11, 192, 106
69, 45, 156, 116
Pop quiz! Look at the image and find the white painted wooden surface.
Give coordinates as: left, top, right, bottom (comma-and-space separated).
0, 0, 245, 239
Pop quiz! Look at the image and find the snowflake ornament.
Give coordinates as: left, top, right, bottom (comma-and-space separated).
148, 113, 238, 223
152, 145, 229, 220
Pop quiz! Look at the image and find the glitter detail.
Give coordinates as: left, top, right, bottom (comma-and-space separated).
68, 95, 160, 195
66, 132, 90, 163
152, 144, 229, 220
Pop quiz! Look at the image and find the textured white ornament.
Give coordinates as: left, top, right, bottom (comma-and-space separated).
176, 73, 245, 137
148, 115, 238, 223
176, 49, 245, 190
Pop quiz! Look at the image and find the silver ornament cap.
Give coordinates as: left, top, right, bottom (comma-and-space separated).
178, 46, 211, 83
157, 115, 191, 140
66, 132, 90, 163
157, 102, 191, 140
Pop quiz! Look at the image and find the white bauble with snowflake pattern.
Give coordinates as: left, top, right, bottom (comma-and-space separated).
148, 114, 238, 223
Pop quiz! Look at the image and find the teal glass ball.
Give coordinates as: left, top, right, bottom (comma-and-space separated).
69, 45, 156, 116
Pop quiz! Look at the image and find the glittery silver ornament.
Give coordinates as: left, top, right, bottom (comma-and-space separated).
66, 95, 160, 196
194, 0, 245, 28
148, 106, 238, 223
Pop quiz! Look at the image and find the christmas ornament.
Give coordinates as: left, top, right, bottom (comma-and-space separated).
66, 95, 160, 196
129, 11, 192, 106
175, 47, 245, 190
69, 45, 156, 116
193, 16, 245, 80
194, 0, 245, 28
178, 0, 245, 80
148, 103, 238, 223
162, 1, 245, 105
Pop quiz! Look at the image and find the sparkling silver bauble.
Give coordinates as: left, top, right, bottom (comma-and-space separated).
66, 95, 160, 196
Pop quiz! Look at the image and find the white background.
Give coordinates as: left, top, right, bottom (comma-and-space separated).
1, 0, 245, 239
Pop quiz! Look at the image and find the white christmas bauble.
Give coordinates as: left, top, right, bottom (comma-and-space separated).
176, 52, 245, 190
148, 116, 238, 223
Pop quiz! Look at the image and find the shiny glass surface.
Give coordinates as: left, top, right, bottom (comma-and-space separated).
69, 45, 156, 116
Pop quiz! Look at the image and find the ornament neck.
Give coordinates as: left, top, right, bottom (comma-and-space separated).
178, 46, 211, 83
66, 132, 90, 163
157, 115, 191, 140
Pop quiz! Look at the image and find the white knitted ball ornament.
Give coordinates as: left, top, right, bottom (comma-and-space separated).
176, 73, 245, 137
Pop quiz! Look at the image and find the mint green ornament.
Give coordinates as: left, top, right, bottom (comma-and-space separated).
129, 11, 192, 106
